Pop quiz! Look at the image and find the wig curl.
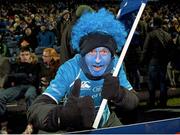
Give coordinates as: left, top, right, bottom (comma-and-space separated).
71, 8, 127, 53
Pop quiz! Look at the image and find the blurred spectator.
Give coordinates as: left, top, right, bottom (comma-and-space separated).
0, 47, 40, 125
18, 27, 38, 51
0, 33, 10, 57
167, 33, 180, 89
125, 30, 142, 91
141, 16, 173, 108
138, 14, 148, 49
36, 24, 56, 48
60, 5, 94, 65
56, 9, 71, 46
39, 48, 60, 93
23, 47, 60, 134
0, 56, 10, 88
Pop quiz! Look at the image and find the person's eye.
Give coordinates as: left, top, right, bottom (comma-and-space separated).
89, 50, 96, 55
100, 50, 108, 55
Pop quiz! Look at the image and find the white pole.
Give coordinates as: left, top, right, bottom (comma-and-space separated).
92, 2, 146, 129
116, 9, 122, 19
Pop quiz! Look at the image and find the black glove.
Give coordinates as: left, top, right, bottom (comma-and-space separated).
101, 74, 125, 103
59, 79, 95, 130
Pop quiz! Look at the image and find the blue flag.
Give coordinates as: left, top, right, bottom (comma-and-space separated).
118, 0, 147, 31
120, 0, 147, 17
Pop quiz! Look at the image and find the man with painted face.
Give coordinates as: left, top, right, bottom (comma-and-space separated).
27, 8, 139, 133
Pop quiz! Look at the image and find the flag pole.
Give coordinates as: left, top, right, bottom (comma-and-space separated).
116, 9, 122, 19
92, 2, 147, 129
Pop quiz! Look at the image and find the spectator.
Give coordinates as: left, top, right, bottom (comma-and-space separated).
0, 47, 40, 129
141, 16, 173, 108
167, 33, 180, 89
36, 24, 56, 48
125, 29, 142, 91
18, 27, 38, 51
27, 8, 139, 133
39, 48, 60, 93
0, 56, 10, 88
56, 9, 71, 46
23, 47, 60, 134
0, 33, 10, 57
60, 5, 95, 65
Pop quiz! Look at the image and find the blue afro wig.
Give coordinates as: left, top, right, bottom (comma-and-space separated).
71, 8, 127, 53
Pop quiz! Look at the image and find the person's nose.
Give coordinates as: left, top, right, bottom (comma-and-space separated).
95, 52, 101, 64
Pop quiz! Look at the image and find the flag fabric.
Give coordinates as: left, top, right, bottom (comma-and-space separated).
120, 0, 147, 17
118, 0, 147, 31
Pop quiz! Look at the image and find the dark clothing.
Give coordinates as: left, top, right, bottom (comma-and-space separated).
170, 34, 180, 70
18, 34, 38, 51
37, 111, 121, 134
141, 28, 172, 66
60, 19, 76, 65
148, 65, 167, 106
7, 62, 40, 88
39, 61, 60, 83
56, 17, 71, 47
38, 60, 60, 93
39, 64, 54, 83
27, 90, 138, 132
0, 61, 40, 117
125, 31, 142, 90
141, 28, 173, 106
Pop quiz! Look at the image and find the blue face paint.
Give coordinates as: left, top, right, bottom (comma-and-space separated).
85, 47, 112, 77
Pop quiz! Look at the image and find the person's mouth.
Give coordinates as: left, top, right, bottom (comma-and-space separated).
93, 65, 103, 71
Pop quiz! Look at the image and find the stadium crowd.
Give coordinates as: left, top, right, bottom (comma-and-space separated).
0, 0, 179, 133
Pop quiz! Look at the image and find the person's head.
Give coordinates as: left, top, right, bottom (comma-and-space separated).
25, 27, 32, 36
18, 47, 32, 63
20, 40, 30, 47
42, 48, 60, 65
80, 32, 117, 77
71, 8, 127, 77
40, 24, 47, 32
153, 16, 163, 28
61, 9, 70, 21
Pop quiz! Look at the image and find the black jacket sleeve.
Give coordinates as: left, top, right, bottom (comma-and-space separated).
27, 94, 62, 132
27, 93, 95, 132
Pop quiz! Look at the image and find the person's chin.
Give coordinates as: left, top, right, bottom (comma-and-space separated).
91, 69, 105, 77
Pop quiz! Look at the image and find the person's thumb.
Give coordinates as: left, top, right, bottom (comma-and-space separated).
70, 79, 81, 98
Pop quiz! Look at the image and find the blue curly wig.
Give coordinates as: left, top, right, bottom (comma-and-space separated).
71, 8, 127, 53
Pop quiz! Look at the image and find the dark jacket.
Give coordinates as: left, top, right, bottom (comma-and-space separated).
5, 62, 40, 88
141, 28, 173, 66
60, 18, 76, 65
18, 34, 38, 51
39, 60, 60, 83
27, 89, 139, 132
170, 34, 180, 70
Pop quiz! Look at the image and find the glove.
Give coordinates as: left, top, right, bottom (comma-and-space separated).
101, 74, 125, 103
59, 79, 95, 130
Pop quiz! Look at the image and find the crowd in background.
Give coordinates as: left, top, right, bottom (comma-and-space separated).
0, 0, 180, 133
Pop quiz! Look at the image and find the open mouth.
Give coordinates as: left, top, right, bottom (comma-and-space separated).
93, 65, 103, 71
